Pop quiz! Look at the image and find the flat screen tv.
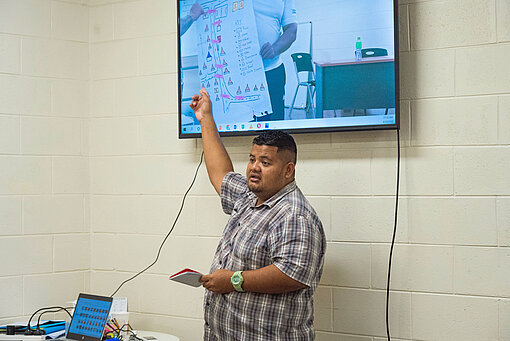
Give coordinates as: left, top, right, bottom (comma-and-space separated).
178, 0, 399, 138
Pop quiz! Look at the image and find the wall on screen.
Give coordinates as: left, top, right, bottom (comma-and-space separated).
295, 0, 395, 62
283, 0, 395, 107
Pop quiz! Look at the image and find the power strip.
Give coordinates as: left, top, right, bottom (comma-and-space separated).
0, 335, 46, 341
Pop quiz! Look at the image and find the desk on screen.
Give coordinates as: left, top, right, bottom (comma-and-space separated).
314, 56, 395, 118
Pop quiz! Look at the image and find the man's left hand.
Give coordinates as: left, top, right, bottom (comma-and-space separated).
190, 3, 204, 21
200, 269, 235, 294
260, 42, 276, 60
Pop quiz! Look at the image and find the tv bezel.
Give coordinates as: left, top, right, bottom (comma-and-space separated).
177, 0, 400, 139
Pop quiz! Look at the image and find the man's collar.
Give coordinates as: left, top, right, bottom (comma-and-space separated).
249, 181, 297, 208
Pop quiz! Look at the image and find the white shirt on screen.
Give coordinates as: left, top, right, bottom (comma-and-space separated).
253, 0, 297, 71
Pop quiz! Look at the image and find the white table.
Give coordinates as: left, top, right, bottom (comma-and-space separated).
134, 330, 179, 341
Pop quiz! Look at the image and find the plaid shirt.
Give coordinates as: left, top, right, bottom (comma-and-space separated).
204, 172, 326, 341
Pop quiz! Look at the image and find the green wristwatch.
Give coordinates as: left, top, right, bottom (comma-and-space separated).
231, 271, 244, 292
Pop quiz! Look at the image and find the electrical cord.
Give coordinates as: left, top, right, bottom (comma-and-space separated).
122, 324, 142, 341
25, 306, 72, 335
110, 151, 205, 297
36, 306, 73, 333
386, 128, 401, 341
127, 327, 145, 341
105, 323, 142, 341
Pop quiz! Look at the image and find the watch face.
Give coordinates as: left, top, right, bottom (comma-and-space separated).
232, 275, 241, 284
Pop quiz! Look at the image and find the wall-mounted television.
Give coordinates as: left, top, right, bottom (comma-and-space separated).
178, 0, 399, 138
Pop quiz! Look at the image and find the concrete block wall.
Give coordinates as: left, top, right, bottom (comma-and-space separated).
1, 0, 509, 340
0, 0, 90, 324
88, 1, 212, 339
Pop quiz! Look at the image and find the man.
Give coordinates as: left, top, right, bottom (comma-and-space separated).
180, 2, 204, 36
190, 87, 326, 340
254, 0, 298, 121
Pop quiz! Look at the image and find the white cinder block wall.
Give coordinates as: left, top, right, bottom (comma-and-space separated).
0, 0, 90, 325
1, 0, 509, 340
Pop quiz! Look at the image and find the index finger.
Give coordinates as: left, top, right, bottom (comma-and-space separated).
199, 274, 210, 283
199, 87, 209, 99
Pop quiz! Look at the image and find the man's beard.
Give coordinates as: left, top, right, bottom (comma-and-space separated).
248, 181, 262, 193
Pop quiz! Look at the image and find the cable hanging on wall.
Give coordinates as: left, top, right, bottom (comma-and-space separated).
110, 151, 204, 297
386, 128, 401, 341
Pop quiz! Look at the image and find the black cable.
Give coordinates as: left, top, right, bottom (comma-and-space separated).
36, 307, 72, 324
126, 325, 144, 341
106, 323, 142, 341
25, 306, 72, 334
386, 128, 401, 341
36, 306, 73, 333
110, 151, 205, 297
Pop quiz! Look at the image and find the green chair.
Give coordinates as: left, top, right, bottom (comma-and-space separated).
289, 52, 316, 119
361, 48, 388, 58
360, 48, 390, 115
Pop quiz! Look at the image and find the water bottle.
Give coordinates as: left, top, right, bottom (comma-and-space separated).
355, 37, 362, 61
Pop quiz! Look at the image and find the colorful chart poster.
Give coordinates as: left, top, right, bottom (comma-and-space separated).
196, 0, 272, 123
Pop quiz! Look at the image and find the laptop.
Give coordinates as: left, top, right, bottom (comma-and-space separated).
63, 293, 113, 341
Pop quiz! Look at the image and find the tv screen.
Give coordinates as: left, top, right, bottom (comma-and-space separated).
178, 0, 399, 138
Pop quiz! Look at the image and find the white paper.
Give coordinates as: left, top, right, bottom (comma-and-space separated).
169, 269, 203, 287
110, 297, 128, 313
195, 0, 272, 123
45, 330, 66, 339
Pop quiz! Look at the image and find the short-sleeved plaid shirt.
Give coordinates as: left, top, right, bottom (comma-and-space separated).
204, 172, 326, 341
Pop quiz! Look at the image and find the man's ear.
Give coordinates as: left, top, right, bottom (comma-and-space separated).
284, 162, 295, 179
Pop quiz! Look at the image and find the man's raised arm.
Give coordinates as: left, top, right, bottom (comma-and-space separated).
189, 88, 233, 195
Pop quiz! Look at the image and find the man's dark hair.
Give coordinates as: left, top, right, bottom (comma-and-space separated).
252, 130, 297, 164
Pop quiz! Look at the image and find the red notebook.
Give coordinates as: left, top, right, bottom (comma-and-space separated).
169, 268, 203, 287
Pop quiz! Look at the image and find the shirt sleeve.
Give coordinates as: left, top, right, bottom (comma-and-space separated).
281, 0, 297, 28
269, 213, 325, 287
220, 172, 249, 215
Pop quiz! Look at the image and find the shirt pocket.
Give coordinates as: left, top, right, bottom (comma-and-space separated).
232, 226, 271, 270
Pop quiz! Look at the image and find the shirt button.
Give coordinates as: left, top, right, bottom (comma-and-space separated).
219, 261, 222, 265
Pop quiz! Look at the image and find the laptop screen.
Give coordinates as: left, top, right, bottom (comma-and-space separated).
66, 293, 113, 341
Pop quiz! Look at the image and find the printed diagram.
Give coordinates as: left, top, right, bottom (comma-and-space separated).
196, 0, 272, 123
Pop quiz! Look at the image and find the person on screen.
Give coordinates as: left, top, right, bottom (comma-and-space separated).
189, 88, 326, 341
254, 0, 298, 121
180, 2, 204, 35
